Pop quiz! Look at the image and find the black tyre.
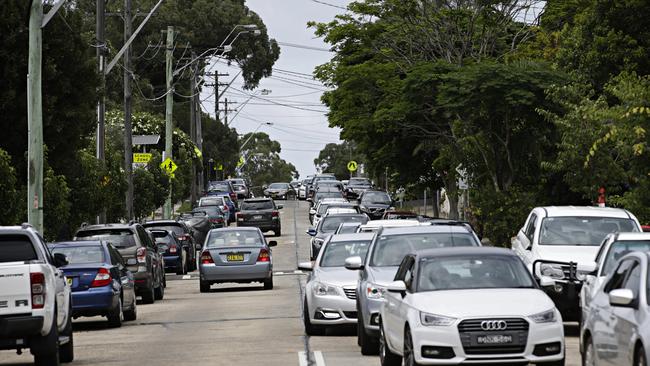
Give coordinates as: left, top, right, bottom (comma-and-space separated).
403, 327, 419, 366
32, 315, 59, 366
176, 256, 186, 275
106, 297, 123, 328
263, 276, 274, 290
358, 317, 379, 355
141, 284, 155, 304
154, 280, 165, 300
637, 346, 647, 366
582, 336, 595, 366
123, 300, 137, 321
380, 324, 401, 366
200, 280, 210, 293
303, 299, 325, 336
275, 228, 282, 237
59, 304, 74, 363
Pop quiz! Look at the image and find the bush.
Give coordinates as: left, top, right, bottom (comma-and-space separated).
0, 149, 19, 225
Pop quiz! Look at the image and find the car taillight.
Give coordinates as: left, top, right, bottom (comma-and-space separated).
178, 234, 190, 241
30, 272, 45, 309
169, 245, 178, 254
201, 251, 214, 264
271, 211, 279, 217
136, 247, 147, 264
223, 205, 229, 212
91, 268, 112, 288
257, 249, 270, 262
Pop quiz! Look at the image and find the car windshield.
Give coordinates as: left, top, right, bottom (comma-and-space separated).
315, 193, 343, 201
269, 183, 289, 189
144, 225, 184, 236
539, 217, 638, 246
0, 235, 37, 262
602, 240, 650, 276
154, 235, 174, 245
371, 233, 478, 267
241, 201, 274, 210
206, 231, 264, 247
76, 230, 136, 248
208, 183, 230, 192
384, 212, 418, 220
200, 197, 223, 207
337, 224, 360, 234
51, 246, 105, 264
320, 215, 368, 233
193, 207, 222, 217
320, 240, 371, 267
417, 255, 535, 291
362, 192, 391, 205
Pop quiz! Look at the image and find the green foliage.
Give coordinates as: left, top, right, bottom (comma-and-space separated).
314, 142, 364, 180
202, 118, 240, 177
43, 167, 71, 241
0, 149, 19, 225
239, 132, 298, 193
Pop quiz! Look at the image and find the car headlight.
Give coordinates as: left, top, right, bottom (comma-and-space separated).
529, 308, 558, 323
366, 283, 386, 299
313, 282, 339, 297
420, 312, 456, 326
540, 264, 565, 280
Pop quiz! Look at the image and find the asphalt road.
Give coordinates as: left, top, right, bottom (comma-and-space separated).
0, 200, 582, 366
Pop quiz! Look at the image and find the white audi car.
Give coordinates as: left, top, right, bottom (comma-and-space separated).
379, 247, 565, 366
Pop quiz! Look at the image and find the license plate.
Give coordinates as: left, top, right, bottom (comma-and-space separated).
226, 254, 244, 262
477, 335, 513, 344
253, 215, 263, 220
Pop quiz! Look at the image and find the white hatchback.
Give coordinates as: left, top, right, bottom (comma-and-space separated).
379, 247, 565, 366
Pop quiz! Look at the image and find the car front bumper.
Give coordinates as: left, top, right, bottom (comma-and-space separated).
360, 295, 384, 337
200, 262, 272, 283
408, 319, 564, 365
308, 290, 357, 326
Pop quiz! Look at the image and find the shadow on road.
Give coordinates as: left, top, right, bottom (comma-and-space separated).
564, 322, 580, 337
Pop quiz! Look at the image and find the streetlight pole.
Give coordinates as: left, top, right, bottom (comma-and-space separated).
239, 122, 273, 152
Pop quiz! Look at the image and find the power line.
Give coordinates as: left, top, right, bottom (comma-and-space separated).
310, 0, 348, 11
277, 41, 331, 52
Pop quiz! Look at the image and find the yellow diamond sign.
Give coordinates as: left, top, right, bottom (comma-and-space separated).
236, 156, 245, 168
160, 158, 178, 175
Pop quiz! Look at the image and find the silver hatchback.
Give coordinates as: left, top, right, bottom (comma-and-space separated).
199, 227, 277, 292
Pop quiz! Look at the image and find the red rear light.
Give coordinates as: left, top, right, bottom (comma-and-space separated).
201, 251, 214, 264
257, 249, 270, 262
30, 272, 45, 309
91, 268, 112, 288
271, 211, 279, 217
136, 247, 147, 264
178, 234, 190, 241
223, 205, 229, 212
169, 245, 178, 254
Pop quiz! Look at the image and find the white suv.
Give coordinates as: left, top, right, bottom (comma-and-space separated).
0, 224, 73, 365
512, 206, 641, 321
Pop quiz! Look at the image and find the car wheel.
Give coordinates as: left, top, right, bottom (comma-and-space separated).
141, 284, 155, 304
275, 228, 282, 237
107, 297, 123, 328
582, 336, 595, 366
200, 280, 210, 293
637, 345, 647, 366
403, 327, 419, 366
303, 299, 325, 336
263, 276, 274, 290
123, 299, 137, 321
380, 323, 401, 366
33, 313, 60, 366
154, 279, 165, 300
358, 316, 379, 355
59, 303, 74, 363
176, 254, 186, 275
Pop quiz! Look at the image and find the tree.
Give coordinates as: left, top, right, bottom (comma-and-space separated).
314, 142, 364, 180
239, 132, 298, 193
0, 149, 19, 225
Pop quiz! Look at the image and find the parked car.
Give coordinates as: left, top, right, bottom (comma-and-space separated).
0, 224, 74, 364
191, 206, 226, 229
236, 198, 283, 237
49, 240, 137, 327
380, 247, 564, 366
335, 222, 363, 234
357, 219, 422, 233
382, 210, 418, 220
199, 195, 235, 224
179, 212, 212, 248
581, 251, 650, 366
149, 230, 188, 275
227, 178, 250, 199
207, 180, 238, 205
512, 206, 641, 321
307, 213, 369, 260
199, 227, 277, 292
299, 177, 313, 200
308, 174, 337, 199
299, 233, 375, 335
312, 191, 346, 207
579, 232, 650, 322
311, 199, 359, 226
344, 177, 373, 199
75, 223, 166, 304
358, 190, 394, 220
143, 220, 198, 271
346, 224, 481, 355
264, 182, 295, 200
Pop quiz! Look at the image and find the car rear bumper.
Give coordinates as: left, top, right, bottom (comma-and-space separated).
237, 221, 280, 231
0, 315, 44, 339
71, 285, 118, 316
163, 255, 182, 270
200, 262, 272, 282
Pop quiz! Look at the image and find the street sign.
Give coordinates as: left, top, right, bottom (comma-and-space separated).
237, 156, 245, 168
133, 153, 152, 164
347, 160, 358, 172
160, 157, 178, 175
217, 164, 224, 171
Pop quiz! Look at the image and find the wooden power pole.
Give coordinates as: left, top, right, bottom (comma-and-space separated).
163, 26, 174, 219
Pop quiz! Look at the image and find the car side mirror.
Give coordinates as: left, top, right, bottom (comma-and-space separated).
277, 205, 283, 210
538, 276, 555, 287
306, 228, 317, 236
344, 256, 364, 270
53, 253, 69, 268
386, 280, 407, 293
298, 261, 313, 271
609, 288, 637, 308
268, 241, 278, 247
579, 262, 598, 276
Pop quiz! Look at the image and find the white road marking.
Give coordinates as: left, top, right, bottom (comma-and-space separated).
276, 272, 285, 275
298, 351, 326, 366
182, 275, 191, 280
314, 350, 326, 366
298, 351, 309, 366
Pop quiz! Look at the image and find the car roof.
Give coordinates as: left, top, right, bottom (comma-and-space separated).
415, 247, 513, 259
612, 232, 650, 241
330, 233, 375, 242
209, 227, 260, 233
361, 220, 421, 228
243, 198, 272, 202
538, 206, 634, 219
77, 223, 135, 231
50, 240, 104, 247
143, 220, 181, 226
380, 224, 473, 235
323, 212, 367, 218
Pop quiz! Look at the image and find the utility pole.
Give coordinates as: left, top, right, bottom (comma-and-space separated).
195, 86, 204, 192
163, 26, 174, 219
221, 98, 238, 127
124, 0, 134, 220
96, 0, 106, 163
27, 0, 44, 233
189, 51, 197, 206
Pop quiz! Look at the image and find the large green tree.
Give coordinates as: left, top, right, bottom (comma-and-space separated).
314, 142, 364, 180
239, 132, 298, 194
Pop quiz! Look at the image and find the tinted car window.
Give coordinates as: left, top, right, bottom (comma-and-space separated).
144, 225, 184, 236
361, 192, 391, 204
200, 197, 224, 206
371, 233, 478, 267
0, 235, 37, 262
193, 207, 223, 216
205, 231, 264, 248
320, 215, 368, 233
76, 230, 136, 248
51, 246, 105, 264
320, 240, 371, 267
241, 201, 274, 210
269, 183, 289, 189
315, 192, 343, 201
539, 217, 639, 246
602, 240, 650, 276
209, 183, 231, 192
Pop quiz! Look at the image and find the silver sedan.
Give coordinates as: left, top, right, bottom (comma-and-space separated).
299, 232, 375, 335
199, 227, 277, 292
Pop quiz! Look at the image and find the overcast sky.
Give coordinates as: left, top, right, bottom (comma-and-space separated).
199, 0, 352, 179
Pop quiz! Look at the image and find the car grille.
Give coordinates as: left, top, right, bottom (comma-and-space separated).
458, 318, 529, 355
343, 288, 356, 300
343, 311, 358, 319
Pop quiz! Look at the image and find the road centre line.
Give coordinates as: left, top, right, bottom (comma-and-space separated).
313, 351, 326, 366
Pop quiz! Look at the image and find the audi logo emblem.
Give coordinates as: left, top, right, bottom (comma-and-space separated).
480, 320, 508, 331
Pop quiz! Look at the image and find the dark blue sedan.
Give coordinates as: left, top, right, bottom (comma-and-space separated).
48, 241, 137, 327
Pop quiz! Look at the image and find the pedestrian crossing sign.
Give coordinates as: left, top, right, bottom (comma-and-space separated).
160, 158, 178, 175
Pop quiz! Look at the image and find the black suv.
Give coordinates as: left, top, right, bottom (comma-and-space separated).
75, 223, 165, 304
236, 198, 283, 237
143, 220, 198, 272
